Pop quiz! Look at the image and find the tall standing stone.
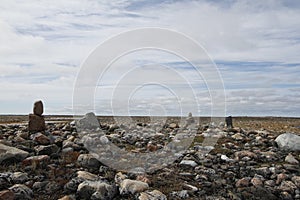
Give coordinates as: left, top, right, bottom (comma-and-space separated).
33, 100, 43, 116
28, 100, 46, 132
225, 116, 233, 129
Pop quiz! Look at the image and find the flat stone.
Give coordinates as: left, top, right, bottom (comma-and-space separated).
179, 160, 198, 167
33, 100, 43, 116
0, 144, 29, 164
275, 133, 300, 151
120, 179, 149, 195
77, 171, 99, 181
28, 114, 46, 132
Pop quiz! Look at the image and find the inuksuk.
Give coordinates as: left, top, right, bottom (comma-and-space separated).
28, 100, 46, 132
225, 116, 233, 129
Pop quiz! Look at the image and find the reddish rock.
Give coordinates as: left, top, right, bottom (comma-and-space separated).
236, 177, 250, 188
136, 175, 151, 185
291, 176, 300, 188
33, 100, 44, 116
277, 181, 297, 193
147, 143, 157, 152
234, 150, 257, 160
58, 195, 74, 200
28, 114, 45, 132
22, 155, 50, 166
276, 173, 287, 185
0, 189, 15, 200
251, 177, 263, 187
32, 132, 50, 145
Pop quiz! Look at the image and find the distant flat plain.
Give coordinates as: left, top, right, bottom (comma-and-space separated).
0, 115, 299, 135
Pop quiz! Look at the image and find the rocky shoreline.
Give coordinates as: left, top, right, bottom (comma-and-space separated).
0, 115, 299, 200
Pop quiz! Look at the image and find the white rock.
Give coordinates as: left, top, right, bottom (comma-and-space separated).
285, 154, 299, 164
139, 190, 167, 200
275, 133, 300, 151
76, 112, 100, 131
77, 181, 116, 200
221, 155, 232, 162
119, 179, 149, 195
179, 160, 198, 167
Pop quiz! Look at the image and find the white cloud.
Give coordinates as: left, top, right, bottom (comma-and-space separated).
0, 0, 299, 116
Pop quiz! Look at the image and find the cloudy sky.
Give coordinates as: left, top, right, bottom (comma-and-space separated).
0, 0, 299, 117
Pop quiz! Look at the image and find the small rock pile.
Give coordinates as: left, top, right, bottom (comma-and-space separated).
28, 101, 46, 132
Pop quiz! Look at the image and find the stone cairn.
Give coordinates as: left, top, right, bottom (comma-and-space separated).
28, 100, 46, 132
225, 115, 233, 129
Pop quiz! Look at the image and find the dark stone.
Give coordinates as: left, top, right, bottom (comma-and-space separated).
28, 114, 45, 132
33, 100, 44, 116
226, 116, 233, 128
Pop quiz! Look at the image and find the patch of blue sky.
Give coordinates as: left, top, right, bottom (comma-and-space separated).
272, 83, 300, 89
2, 75, 60, 84
54, 62, 78, 68
125, 0, 174, 10
17, 63, 34, 68
68, 23, 107, 31
15, 24, 55, 35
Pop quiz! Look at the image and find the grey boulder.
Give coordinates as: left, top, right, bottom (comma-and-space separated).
275, 133, 300, 151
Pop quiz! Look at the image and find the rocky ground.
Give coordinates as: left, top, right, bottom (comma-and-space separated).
0, 115, 299, 200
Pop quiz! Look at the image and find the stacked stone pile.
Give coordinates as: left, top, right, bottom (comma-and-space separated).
28, 101, 46, 132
